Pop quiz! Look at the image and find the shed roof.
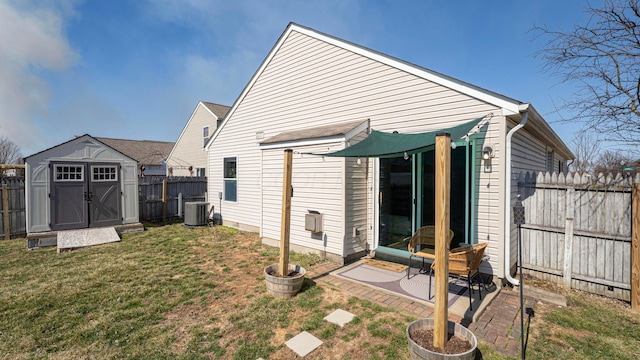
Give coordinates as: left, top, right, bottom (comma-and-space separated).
261, 120, 368, 144
96, 138, 174, 166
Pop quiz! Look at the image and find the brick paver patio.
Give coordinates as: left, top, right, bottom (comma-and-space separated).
308, 261, 535, 358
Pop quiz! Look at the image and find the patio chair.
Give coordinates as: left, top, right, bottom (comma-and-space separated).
428, 242, 488, 311
406, 226, 454, 279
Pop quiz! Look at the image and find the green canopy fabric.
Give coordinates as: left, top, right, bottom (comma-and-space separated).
317, 116, 485, 158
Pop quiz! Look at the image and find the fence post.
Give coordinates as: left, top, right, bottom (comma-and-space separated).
563, 186, 575, 288
632, 184, 640, 311
162, 179, 167, 222
2, 184, 10, 240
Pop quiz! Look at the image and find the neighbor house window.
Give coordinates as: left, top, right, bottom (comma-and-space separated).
203, 126, 210, 146
54, 165, 84, 181
91, 166, 118, 181
546, 150, 554, 173
196, 167, 205, 177
223, 157, 237, 202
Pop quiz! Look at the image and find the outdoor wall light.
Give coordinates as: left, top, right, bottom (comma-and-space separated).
356, 157, 362, 165
451, 142, 457, 150
403, 151, 409, 160
483, 146, 494, 160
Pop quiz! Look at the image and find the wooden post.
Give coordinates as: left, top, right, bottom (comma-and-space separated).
434, 133, 451, 350
632, 184, 640, 311
162, 179, 167, 222
279, 149, 293, 277
563, 187, 575, 288
2, 184, 10, 240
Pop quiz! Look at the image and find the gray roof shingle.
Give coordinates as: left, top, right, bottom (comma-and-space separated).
96, 137, 175, 166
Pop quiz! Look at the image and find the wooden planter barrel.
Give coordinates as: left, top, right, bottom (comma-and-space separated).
264, 264, 306, 298
406, 318, 477, 360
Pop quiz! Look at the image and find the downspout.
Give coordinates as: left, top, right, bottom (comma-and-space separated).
504, 107, 529, 286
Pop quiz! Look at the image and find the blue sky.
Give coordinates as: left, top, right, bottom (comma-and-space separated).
1, 0, 599, 157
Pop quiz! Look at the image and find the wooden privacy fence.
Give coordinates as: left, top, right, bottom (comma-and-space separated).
138, 176, 207, 222
0, 178, 26, 240
518, 171, 639, 309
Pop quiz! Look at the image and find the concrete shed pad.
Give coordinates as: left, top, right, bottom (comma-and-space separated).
57, 227, 120, 252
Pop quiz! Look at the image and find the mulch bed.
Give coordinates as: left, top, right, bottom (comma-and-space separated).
411, 329, 472, 354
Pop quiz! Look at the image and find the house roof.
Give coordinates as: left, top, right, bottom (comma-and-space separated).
206, 22, 573, 159
201, 102, 231, 119
96, 137, 174, 166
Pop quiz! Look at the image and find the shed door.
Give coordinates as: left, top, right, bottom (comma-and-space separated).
50, 162, 122, 231
50, 162, 89, 231
88, 164, 122, 228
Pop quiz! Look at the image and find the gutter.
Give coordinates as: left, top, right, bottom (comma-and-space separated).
504, 105, 529, 286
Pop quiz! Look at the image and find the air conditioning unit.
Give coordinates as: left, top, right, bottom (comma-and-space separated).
185, 201, 208, 226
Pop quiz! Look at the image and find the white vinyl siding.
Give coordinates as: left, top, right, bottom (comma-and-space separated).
167, 104, 217, 177
207, 29, 507, 263
261, 143, 345, 255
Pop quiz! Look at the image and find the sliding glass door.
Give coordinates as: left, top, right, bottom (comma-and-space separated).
377, 144, 472, 253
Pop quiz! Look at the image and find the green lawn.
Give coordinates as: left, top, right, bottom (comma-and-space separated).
1, 224, 638, 359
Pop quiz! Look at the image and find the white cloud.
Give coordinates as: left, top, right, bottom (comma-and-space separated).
0, 0, 78, 155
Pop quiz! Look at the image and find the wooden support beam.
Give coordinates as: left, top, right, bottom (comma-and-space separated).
434, 133, 451, 350
2, 184, 10, 240
632, 184, 640, 311
279, 149, 293, 277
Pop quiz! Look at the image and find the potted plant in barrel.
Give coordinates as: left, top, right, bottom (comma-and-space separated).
406, 133, 477, 359
264, 149, 306, 298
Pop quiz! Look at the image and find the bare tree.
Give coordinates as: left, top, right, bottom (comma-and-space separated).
532, 0, 640, 146
0, 137, 22, 164
569, 130, 601, 173
593, 149, 635, 174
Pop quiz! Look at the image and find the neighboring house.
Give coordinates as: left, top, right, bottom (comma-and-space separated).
24, 135, 142, 246
167, 101, 231, 177
96, 137, 174, 177
204, 23, 573, 285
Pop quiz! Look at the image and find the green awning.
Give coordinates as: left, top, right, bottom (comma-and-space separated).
317, 116, 485, 158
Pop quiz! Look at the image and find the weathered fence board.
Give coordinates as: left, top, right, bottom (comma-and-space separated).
518, 171, 637, 303
138, 176, 207, 222
0, 178, 26, 239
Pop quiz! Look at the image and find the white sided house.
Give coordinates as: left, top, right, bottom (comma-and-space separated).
167, 101, 230, 177
205, 23, 573, 283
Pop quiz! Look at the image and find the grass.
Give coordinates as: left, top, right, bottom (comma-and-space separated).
0, 224, 413, 359
1, 224, 639, 359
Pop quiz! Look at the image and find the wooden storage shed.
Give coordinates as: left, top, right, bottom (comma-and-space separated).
25, 135, 143, 248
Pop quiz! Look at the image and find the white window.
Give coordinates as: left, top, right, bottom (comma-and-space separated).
196, 167, 206, 177
203, 126, 210, 146
546, 150, 554, 173
92, 166, 118, 181
223, 157, 237, 202
54, 165, 84, 182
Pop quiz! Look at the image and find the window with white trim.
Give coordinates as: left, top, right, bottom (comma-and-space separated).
54, 165, 84, 181
203, 126, 210, 146
92, 166, 118, 181
223, 157, 237, 202
546, 150, 554, 173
